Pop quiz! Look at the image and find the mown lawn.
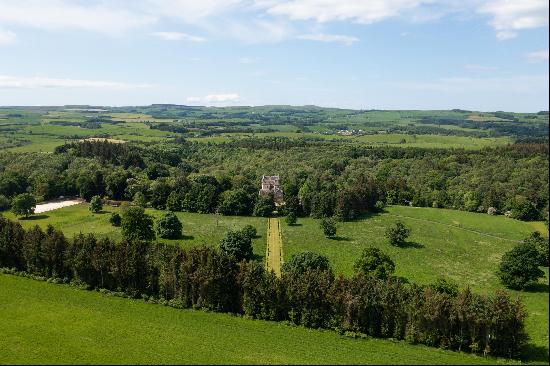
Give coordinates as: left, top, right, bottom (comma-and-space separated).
0, 274, 519, 365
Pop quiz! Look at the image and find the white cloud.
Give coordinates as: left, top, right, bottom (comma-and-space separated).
265, 0, 430, 24
145, 0, 243, 23
0, 29, 16, 45
0, 75, 153, 89
186, 93, 241, 104
205, 93, 240, 102
526, 49, 549, 63
0, 0, 156, 33
298, 33, 359, 45
151, 31, 206, 42
478, 0, 549, 40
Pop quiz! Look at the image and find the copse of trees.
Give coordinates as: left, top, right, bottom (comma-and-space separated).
0, 216, 529, 359
2, 140, 547, 223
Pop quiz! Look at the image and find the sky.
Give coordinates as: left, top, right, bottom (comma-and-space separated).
0, 0, 548, 111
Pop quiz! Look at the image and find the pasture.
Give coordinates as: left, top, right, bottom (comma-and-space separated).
0, 274, 519, 365
2, 203, 548, 363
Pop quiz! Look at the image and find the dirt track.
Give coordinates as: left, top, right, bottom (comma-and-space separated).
266, 218, 283, 277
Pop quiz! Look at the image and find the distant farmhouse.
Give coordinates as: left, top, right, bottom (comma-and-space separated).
259, 175, 284, 206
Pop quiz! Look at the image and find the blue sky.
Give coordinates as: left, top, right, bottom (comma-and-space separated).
0, 0, 548, 111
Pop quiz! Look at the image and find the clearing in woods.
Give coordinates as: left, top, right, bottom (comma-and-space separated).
266, 218, 283, 276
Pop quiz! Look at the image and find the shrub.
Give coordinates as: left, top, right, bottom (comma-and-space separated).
353, 247, 395, 279
109, 213, 121, 227
11, 193, 36, 218
523, 231, 548, 266
241, 225, 257, 240
498, 242, 544, 290
428, 277, 459, 296
320, 217, 337, 238
487, 207, 498, 215
385, 221, 411, 247
133, 192, 147, 208
156, 211, 183, 239
121, 206, 155, 241
282, 251, 330, 274
253, 194, 275, 217
219, 230, 253, 261
89, 195, 103, 213
286, 211, 297, 226
0, 195, 10, 211
374, 200, 386, 212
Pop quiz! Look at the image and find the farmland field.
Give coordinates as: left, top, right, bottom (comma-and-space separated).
0, 274, 520, 365
3, 203, 548, 363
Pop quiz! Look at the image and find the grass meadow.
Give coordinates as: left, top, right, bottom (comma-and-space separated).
0, 273, 520, 365
2, 203, 548, 363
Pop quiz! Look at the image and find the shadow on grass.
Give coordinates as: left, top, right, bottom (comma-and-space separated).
401, 241, 424, 249
521, 344, 549, 364
330, 236, 352, 241
287, 223, 303, 227
182, 235, 195, 240
353, 211, 384, 221
251, 253, 264, 262
21, 215, 49, 220
524, 282, 549, 293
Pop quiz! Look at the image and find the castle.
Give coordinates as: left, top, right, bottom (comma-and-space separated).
259, 175, 284, 205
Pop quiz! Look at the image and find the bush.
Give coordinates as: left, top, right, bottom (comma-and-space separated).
498, 242, 545, 290
374, 200, 386, 212
320, 217, 337, 238
89, 195, 103, 213
219, 230, 253, 261
0, 195, 10, 211
156, 211, 183, 239
428, 277, 459, 296
133, 192, 147, 208
487, 207, 498, 215
385, 221, 411, 247
253, 194, 275, 217
353, 247, 395, 279
240, 225, 257, 240
523, 231, 548, 267
109, 213, 121, 227
11, 193, 36, 218
282, 251, 330, 274
286, 211, 297, 225
510, 200, 540, 221
121, 206, 155, 241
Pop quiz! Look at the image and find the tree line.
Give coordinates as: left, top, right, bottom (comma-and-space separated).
1, 139, 548, 222
0, 215, 529, 359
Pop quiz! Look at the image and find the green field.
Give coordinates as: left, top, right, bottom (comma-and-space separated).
2, 204, 267, 260
2, 203, 548, 363
0, 274, 520, 365
282, 206, 549, 361
3, 106, 542, 152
